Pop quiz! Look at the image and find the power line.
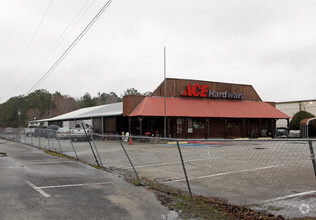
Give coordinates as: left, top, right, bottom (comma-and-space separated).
0, 0, 54, 98
27, 0, 113, 94
6, 0, 96, 99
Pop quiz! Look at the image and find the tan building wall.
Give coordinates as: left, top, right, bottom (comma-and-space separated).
276, 100, 316, 127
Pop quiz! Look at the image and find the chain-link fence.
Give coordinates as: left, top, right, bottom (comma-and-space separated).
1, 128, 315, 219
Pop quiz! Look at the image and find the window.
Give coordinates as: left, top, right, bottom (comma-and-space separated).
193, 119, 204, 129
228, 121, 238, 128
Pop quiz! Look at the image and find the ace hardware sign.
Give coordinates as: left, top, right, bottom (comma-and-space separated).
180, 82, 245, 100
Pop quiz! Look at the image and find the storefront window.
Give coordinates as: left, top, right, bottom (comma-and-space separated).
193, 119, 204, 129
188, 118, 193, 133
177, 124, 183, 134
177, 118, 183, 134
228, 121, 238, 128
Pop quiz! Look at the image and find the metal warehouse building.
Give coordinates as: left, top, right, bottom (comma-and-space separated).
35, 102, 126, 134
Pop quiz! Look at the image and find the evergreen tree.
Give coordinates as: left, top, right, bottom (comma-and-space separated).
78, 92, 96, 108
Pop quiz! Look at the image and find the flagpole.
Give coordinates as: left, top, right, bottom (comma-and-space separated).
164, 47, 167, 138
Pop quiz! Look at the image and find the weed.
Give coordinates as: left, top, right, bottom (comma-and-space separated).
44, 150, 74, 160
43, 149, 103, 169
127, 177, 285, 220
0, 152, 7, 157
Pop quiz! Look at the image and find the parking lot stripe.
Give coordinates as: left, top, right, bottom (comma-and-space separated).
24, 180, 50, 198
25, 161, 76, 165
263, 190, 316, 203
121, 158, 223, 169
164, 165, 283, 183
38, 182, 111, 189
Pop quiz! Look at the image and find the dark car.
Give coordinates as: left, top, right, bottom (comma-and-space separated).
275, 127, 289, 138
34, 126, 46, 137
46, 125, 60, 138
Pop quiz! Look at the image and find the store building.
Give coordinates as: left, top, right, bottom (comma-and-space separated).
34, 78, 290, 139
124, 78, 290, 139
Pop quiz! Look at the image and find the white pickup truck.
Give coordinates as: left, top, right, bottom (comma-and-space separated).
69, 124, 93, 142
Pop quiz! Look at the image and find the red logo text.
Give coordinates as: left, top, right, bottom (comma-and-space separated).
181, 83, 208, 97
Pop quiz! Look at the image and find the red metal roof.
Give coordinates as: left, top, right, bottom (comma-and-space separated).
129, 97, 290, 119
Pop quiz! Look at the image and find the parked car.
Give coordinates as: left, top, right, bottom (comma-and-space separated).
34, 126, 47, 137
56, 127, 70, 140
5, 127, 14, 134
275, 127, 289, 138
69, 124, 93, 142
25, 125, 38, 137
288, 130, 300, 138
46, 125, 60, 138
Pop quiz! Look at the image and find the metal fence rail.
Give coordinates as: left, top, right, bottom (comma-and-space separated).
1, 128, 315, 219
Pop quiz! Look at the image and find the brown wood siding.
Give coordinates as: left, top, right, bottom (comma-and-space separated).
152, 78, 262, 101
104, 117, 116, 134
123, 95, 146, 116
209, 118, 226, 138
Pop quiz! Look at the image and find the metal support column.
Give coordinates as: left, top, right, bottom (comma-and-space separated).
138, 117, 143, 136
243, 119, 246, 138
224, 119, 228, 139
101, 117, 104, 134
128, 117, 132, 135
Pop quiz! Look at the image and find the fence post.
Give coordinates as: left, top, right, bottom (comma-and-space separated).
176, 140, 193, 198
91, 135, 103, 168
81, 123, 99, 167
120, 142, 139, 179
56, 137, 63, 154
67, 134, 78, 160
39, 135, 41, 149
47, 130, 50, 150
308, 139, 316, 179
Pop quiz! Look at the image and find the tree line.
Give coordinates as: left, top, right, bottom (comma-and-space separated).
0, 88, 150, 128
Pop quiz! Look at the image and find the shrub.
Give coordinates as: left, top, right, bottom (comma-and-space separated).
289, 111, 316, 137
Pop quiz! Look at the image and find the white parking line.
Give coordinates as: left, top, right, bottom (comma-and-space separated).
163, 165, 283, 183
25, 161, 76, 165
264, 190, 316, 203
121, 157, 223, 169
24, 180, 111, 197
39, 182, 111, 189
24, 180, 51, 198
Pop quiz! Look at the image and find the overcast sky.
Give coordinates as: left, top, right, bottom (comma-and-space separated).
1, 0, 316, 103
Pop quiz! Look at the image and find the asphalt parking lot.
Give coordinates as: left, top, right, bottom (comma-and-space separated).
7, 134, 316, 218
0, 140, 170, 220
56, 137, 316, 219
